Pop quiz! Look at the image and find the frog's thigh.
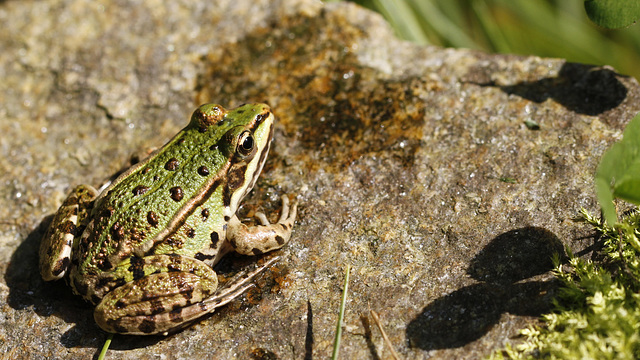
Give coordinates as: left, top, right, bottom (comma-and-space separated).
94, 255, 218, 335
39, 184, 98, 281
226, 199, 296, 256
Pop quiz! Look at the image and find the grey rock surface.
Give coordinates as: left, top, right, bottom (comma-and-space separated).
1, 0, 639, 358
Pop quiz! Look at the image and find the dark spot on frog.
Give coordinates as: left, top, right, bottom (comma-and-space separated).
147, 211, 159, 227
102, 208, 115, 218
252, 248, 264, 255
108, 320, 128, 334
98, 257, 113, 271
194, 252, 215, 261
115, 299, 126, 309
186, 228, 196, 238
129, 255, 146, 280
138, 318, 156, 334
71, 207, 78, 216
181, 289, 194, 302
170, 186, 184, 201
149, 299, 166, 315
111, 222, 125, 241
153, 175, 159, 181
142, 167, 151, 175
165, 158, 180, 171
164, 236, 183, 249
197, 166, 210, 176
227, 165, 247, 191
201, 208, 210, 220
177, 137, 185, 145
60, 220, 76, 235
276, 235, 285, 245
132, 185, 150, 196
169, 308, 183, 323
199, 302, 208, 312
210, 144, 218, 151
51, 257, 70, 276
255, 113, 268, 124
130, 228, 144, 242
222, 185, 232, 207
210, 232, 219, 248
167, 263, 180, 272
224, 215, 230, 222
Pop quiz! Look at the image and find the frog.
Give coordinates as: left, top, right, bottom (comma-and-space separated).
39, 103, 297, 335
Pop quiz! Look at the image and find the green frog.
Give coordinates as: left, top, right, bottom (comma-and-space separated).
39, 103, 297, 335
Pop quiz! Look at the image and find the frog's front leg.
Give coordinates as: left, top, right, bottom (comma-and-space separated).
40, 185, 98, 281
227, 195, 298, 255
93, 254, 278, 335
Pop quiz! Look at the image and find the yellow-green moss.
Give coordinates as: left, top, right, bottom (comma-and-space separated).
491, 209, 640, 360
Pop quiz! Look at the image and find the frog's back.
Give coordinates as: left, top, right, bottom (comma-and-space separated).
73, 104, 270, 275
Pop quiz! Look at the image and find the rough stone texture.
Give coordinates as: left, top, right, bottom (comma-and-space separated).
1, 0, 639, 359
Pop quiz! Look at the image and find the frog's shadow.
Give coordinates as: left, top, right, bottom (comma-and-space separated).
4, 217, 124, 349
5, 216, 249, 351
406, 226, 573, 351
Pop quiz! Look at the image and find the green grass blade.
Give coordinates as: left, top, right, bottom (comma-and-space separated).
409, 0, 479, 48
371, 0, 429, 44
98, 333, 114, 360
470, 0, 511, 53
331, 265, 351, 360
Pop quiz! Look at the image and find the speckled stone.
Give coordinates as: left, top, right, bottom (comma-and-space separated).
1, 0, 639, 359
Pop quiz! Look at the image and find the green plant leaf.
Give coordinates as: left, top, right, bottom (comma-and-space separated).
584, 0, 640, 29
595, 113, 640, 226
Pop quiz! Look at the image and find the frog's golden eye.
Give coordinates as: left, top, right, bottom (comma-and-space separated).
237, 131, 256, 158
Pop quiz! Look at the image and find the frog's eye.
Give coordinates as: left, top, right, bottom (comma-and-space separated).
236, 131, 256, 158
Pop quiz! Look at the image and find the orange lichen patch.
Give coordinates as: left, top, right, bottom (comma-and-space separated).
196, 9, 434, 174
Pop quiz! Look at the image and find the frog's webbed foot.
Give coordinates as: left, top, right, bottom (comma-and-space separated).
205, 256, 280, 306
93, 254, 279, 335
39, 185, 98, 281
164, 256, 280, 335
227, 195, 297, 256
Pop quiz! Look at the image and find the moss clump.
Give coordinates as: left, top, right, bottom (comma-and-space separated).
491, 209, 640, 360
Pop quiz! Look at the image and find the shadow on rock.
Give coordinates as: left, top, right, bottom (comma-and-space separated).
478, 63, 627, 116
5, 217, 167, 351
407, 227, 565, 350
5, 217, 103, 347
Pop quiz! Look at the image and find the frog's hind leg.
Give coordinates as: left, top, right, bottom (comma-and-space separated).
39, 185, 98, 281
94, 254, 278, 335
154, 256, 281, 335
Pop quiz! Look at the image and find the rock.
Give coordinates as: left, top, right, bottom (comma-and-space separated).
1, 0, 639, 358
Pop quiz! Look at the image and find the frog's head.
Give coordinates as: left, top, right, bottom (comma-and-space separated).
207, 103, 275, 212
